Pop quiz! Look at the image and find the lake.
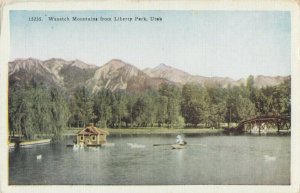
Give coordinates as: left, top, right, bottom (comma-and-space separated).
9, 134, 290, 185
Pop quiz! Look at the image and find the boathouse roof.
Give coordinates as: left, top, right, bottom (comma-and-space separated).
77, 126, 109, 135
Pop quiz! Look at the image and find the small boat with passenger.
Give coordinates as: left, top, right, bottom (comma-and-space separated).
171, 143, 186, 149
153, 135, 187, 149
171, 135, 187, 149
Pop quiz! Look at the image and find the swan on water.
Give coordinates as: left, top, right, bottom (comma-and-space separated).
73, 144, 79, 151
264, 155, 276, 162
127, 143, 145, 148
36, 155, 42, 160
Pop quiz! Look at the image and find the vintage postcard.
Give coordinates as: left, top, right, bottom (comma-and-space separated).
0, 0, 299, 193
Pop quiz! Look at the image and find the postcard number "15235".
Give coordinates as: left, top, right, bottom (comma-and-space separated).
28, 17, 42, 21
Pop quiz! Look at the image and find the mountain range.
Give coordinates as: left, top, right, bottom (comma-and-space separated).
9, 58, 290, 93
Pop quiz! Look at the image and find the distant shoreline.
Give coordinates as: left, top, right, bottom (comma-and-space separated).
8, 128, 289, 147
10, 127, 289, 142
62, 127, 289, 136
63, 128, 225, 135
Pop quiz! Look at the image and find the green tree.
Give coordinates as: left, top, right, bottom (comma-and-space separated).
132, 92, 158, 127
9, 87, 34, 139
206, 85, 227, 127
69, 86, 94, 127
49, 88, 70, 140
225, 86, 240, 124
94, 89, 113, 128
159, 83, 182, 128
111, 91, 128, 128
181, 83, 210, 127
9, 85, 69, 140
236, 96, 256, 120
156, 95, 168, 127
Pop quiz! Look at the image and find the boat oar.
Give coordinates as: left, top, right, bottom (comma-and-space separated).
188, 144, 207, 147
153, 143, 173, 146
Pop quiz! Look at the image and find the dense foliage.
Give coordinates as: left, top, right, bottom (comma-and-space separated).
9, 76, 290, 139
9, 85, 69, 139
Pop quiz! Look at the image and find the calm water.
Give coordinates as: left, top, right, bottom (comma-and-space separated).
9, 134, 290, 185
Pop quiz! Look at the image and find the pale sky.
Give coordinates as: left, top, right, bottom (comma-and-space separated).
10, 10, 291, 79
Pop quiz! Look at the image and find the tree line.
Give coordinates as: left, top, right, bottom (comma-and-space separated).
9, 76, 290, 139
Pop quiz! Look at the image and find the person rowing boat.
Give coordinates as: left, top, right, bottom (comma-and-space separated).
153, 135, 187, 148
176, 135, 185, 145
172, 135, 187, 149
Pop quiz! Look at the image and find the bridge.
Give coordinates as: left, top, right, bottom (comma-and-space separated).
226, 115, 291, 134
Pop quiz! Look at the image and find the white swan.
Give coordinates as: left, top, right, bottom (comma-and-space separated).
73, 144, 79, 151
36, 154, 42, 160
102, 143, 115, 147
264, 155, 276, 162
127, 143, 146, 148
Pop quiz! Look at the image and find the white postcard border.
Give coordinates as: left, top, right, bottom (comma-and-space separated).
0, 1, 299, 193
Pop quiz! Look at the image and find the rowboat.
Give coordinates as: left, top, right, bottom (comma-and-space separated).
171, 144, 186, 149
153, 141, 187, 149
19, 139, 51, 147
9, 143, 16, 149
9, 139, 51, 149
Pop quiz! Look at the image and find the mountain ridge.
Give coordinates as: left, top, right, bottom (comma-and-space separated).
142, 63, 290, 88
9, 58, 290, 93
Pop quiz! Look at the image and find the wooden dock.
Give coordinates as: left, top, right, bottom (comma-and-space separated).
9, 139, 51, 149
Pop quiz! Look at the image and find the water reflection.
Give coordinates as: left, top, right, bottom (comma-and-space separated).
9, 134, 290, 185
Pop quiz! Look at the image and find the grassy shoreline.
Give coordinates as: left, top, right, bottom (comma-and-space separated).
63, 127, 225, 135
62, 127, 289, 136
9, 127, 289, 146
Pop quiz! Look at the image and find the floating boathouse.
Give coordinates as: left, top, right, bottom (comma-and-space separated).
77, 125, 109, 146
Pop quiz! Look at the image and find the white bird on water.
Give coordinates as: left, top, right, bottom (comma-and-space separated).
127, 143, 145, 148
73, 144, 79, 151
102, 143, 115, 147
36, 154, 42, 160
264, 155, 276, 162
